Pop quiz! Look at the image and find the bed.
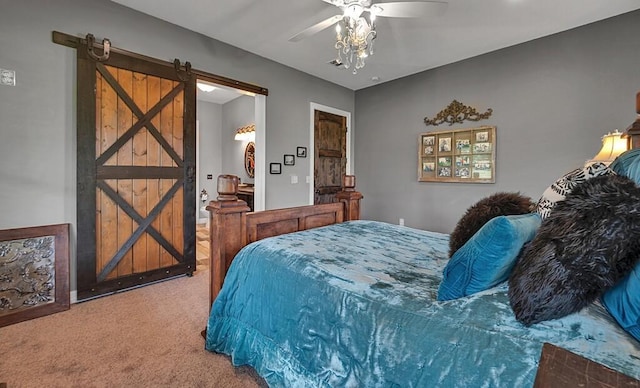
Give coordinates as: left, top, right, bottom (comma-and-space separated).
204, 170, 640, 386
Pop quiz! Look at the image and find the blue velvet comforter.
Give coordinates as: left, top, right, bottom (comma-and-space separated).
205, 220, 640, 387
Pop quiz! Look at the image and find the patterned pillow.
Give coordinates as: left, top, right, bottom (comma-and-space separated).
535, 162, 614, 219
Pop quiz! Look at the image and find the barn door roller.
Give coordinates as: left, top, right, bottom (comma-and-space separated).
86, 33, 110, 61
173, 59, 192, 82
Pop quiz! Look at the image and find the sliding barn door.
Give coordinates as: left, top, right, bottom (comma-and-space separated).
76, 40, 196, 301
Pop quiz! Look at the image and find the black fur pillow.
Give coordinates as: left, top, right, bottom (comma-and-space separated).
508, 174, 640, 326
449, 192, 535, 257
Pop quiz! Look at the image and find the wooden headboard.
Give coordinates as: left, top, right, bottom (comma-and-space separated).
206, 175, 363, 307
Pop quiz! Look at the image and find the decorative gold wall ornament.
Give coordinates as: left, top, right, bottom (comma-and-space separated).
423, 100, 493, 127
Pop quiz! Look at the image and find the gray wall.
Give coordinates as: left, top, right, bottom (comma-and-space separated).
221, 96, 255, 184
197, 100, 223, 220
0, 0, 354, 291
355, 10, 640, 234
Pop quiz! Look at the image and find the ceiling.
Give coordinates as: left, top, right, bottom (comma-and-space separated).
111, 0, 640, 91
196, 80, 246, 104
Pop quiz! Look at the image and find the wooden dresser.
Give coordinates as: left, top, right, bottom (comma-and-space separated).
237, 184, 254, 212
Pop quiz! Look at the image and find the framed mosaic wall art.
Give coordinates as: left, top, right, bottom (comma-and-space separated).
418, 126, 496, 183
0, 223, 70, 327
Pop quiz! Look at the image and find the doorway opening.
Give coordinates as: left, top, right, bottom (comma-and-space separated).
195, 79, 266, 217
195, 79, 266, 264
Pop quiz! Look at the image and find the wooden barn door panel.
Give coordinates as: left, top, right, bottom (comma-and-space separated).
77, 42, 196, 301
314, 110, 347, 204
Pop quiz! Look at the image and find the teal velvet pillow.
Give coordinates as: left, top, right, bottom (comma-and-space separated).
438, 213, 541, 301
611, 148, 640, 185
601, 262, 640, 341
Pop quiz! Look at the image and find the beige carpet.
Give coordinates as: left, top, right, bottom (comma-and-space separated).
0, 257, 267, 387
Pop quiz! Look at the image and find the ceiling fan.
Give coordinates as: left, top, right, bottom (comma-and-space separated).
289, 0, 448, 73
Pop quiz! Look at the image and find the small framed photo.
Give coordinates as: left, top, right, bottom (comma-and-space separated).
284, 154, 295, 166
455, 139, 470, 154
437, 157, 451, 167
476, 131, 489, 142
439, 137, 452, 152
438, 166, 451, 177
422, 161, 435, 172
473, 142, 492, 153
270, 162, 282, 174
297, 147, 307, 158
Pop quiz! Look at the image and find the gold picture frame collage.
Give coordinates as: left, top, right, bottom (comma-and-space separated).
419, 126, 496, 183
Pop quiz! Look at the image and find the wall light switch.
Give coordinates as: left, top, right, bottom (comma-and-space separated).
291, 175, 298, 184
306, 176, 310, 183
207, 174, 213, 180
0, 68, 16, 86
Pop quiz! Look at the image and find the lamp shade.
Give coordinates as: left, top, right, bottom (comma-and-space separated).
588, 130, 628, 165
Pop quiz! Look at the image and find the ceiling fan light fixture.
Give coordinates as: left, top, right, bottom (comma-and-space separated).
335, 13, 376, 74
370, 4, 381, 19
345, 3, 364, 18
289, 0, 447, 75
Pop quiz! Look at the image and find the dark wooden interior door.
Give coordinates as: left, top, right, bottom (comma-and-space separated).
314, 110, 347, 204
76, 41, 196, 301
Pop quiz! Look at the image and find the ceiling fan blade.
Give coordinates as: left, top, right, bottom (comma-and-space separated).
289, 14, 343, 42
373, 1, 448, 18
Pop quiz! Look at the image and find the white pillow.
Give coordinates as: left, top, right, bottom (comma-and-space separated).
536, 162, 614, 219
